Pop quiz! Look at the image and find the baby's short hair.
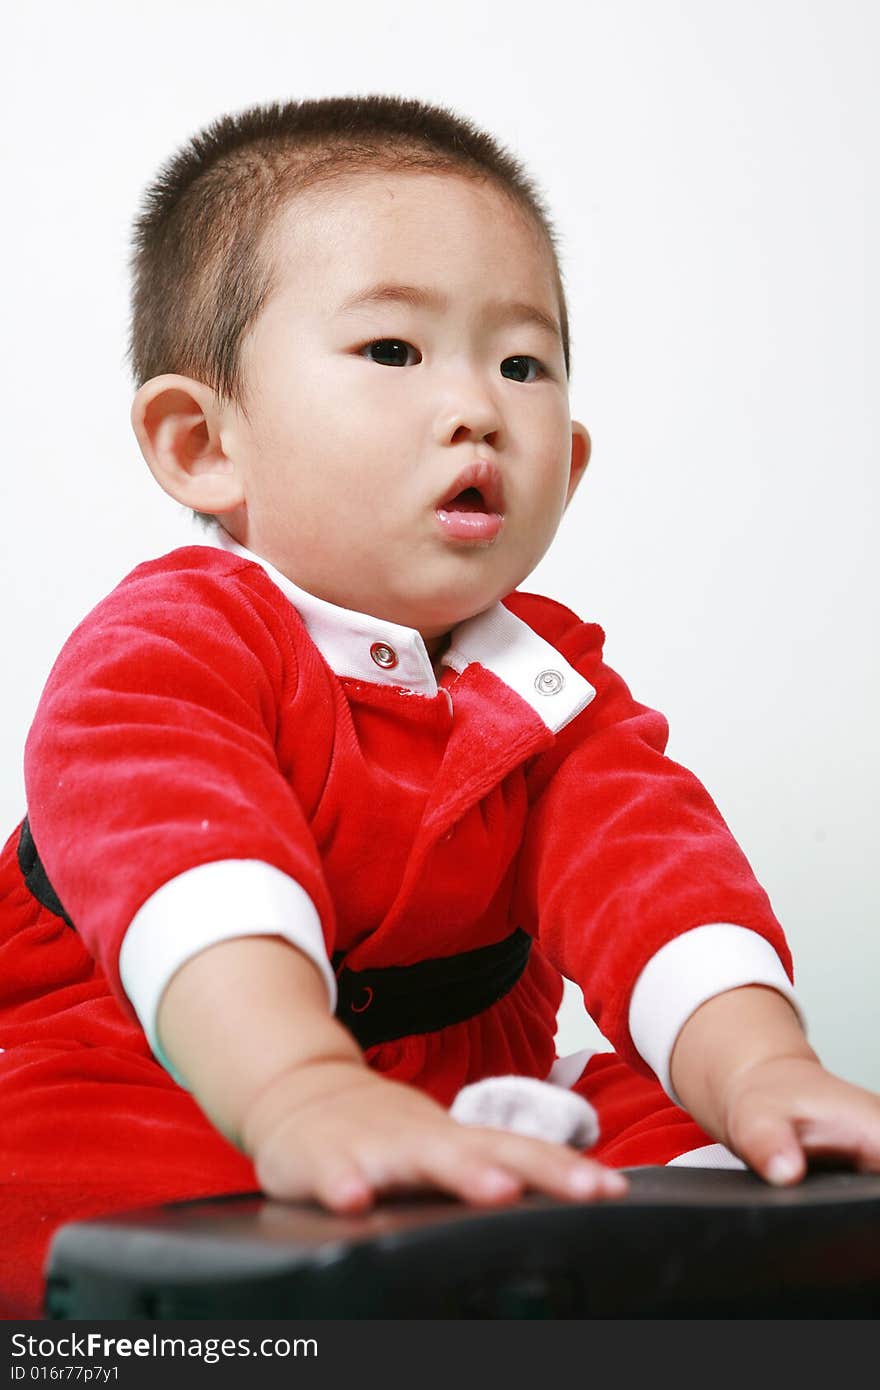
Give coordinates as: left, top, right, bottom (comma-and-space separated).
128, 94, 572, 525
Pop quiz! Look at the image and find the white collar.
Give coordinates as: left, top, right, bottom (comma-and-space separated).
206, 527, 595, 734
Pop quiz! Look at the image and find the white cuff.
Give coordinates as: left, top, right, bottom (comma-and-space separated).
119, 859, 336, 1086
629, 923, 805, 1104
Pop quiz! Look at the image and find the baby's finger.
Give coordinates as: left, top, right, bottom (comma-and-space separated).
354, 1137, 524, 1206
847, 1124, 880, 1173
796, 1109, 880, 1174
479, 1131, 628, 1202
256, 1140, 375, 1212
418, 1132, 626, 1205
731, 1115, 806, 1186
312, 1155, 377, 1213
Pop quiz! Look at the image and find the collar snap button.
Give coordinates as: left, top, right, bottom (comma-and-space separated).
535, 668, 564, 696
370, 642, 398, 670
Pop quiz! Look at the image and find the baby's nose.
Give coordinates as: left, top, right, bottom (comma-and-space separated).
437, 389, 502, 448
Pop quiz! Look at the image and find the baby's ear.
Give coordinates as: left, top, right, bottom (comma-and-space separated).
130, 374, 245, 515
564, 421, 591, 509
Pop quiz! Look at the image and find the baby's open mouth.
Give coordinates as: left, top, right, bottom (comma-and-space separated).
444, 486, 490, 513
435, 462, 505, 544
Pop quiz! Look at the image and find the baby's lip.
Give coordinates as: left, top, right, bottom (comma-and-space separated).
435, 459, 505, 514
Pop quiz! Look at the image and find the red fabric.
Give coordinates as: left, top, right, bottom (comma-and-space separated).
576, 1052, 713, 1167
510, 592, 793, 1072
0, 545, 786, 1317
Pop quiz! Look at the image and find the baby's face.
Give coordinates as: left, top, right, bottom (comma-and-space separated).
221, 170, 588, 645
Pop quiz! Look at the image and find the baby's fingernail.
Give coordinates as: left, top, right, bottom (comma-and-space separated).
568, 1166, 601, 1196
334, 1178, 371, 1206
480, 1168, 519, 1198
601, 1172, 628, 1195
766, 1153, 801, 1185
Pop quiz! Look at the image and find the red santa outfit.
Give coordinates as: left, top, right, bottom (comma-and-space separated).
0, 529, 802, 1317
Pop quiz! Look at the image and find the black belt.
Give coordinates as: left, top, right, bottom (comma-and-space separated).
17, 814, 532, 1051
17, 816, 74, 928
332, 928, 533, 1051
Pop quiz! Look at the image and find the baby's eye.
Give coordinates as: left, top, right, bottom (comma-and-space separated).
501, 356, 546, 384
361, 339, 421, 367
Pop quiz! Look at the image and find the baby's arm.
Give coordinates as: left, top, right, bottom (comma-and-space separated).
156, 937, 627, 1212
670, 986, 880, 1183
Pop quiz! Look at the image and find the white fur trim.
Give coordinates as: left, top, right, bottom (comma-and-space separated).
450, 1075, 599, 1148
547, 1048, 600, 1089
667, 1143, 747, 1170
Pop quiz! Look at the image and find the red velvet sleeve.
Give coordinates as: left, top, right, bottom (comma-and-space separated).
23, 549, 337, 1019
508, 592, 792, 1077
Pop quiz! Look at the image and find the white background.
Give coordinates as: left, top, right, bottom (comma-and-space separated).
2, 1, 877, 1089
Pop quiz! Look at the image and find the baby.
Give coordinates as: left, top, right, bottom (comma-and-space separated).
2, 94, 879, 1319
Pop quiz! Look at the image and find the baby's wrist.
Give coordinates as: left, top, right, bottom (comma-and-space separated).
240, 1051, 366, 1158
670, 984, 816, 1131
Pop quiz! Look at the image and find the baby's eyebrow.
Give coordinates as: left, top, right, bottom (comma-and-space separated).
335, 282, 562, 342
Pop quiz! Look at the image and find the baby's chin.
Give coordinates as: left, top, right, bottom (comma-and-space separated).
406, 591, 517, 644
377, 548, 538, 638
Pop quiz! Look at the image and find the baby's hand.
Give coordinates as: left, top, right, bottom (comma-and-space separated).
722, 1056, 880, 1185
242, 1059, 627, 1212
